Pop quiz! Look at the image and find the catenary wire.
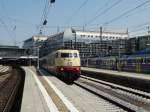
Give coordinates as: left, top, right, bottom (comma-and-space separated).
65, 0, 89, 26
102, 0, 150, 26
85, 0, 123, 26
0, 18, 15, 44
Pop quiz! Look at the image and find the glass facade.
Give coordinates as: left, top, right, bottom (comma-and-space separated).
127, 35, 150, 54
40, 29, 128, 59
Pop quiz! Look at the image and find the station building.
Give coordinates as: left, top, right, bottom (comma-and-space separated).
40, 28, 128, 58
0, 45, 23, 57
23, 35, 48, 55
127, 35, 150, 54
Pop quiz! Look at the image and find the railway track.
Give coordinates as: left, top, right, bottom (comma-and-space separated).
0, 66, 11, 76
0, 67, 25, 112
74, 75, 150, 112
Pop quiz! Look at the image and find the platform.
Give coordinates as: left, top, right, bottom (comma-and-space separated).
81, 67, 150, 80
81, 67, 150, 92
21, 67, 49, 112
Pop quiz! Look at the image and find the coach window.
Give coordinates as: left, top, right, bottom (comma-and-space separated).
145, 58, 150, 64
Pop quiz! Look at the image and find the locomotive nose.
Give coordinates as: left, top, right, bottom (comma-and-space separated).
68, 61, 72, 66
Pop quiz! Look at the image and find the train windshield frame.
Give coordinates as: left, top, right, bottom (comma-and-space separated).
60, 53, 78, 58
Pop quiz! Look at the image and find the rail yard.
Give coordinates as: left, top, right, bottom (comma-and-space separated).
1, 0, 150, 112
1, 65, 149, 112
0, 66, 25, 112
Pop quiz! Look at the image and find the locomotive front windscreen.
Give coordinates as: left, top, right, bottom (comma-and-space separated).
60, 53, 78, 58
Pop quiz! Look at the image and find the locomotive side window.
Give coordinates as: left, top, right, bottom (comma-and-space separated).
55, 53, 58, 58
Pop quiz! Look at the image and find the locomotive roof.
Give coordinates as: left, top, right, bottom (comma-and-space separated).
57, 49, 79, 53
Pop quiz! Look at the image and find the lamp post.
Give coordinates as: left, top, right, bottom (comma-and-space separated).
35, 47, 40, 69
99, 27, 102, 57
37, 47, 40, 69
118, 39, 122, 71
75, 32, 76, 49
118, 45, 121, 71
72, 28, 76, 49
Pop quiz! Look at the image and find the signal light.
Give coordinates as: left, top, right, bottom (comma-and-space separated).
76, 67, 79, 71
60, 68, 64, 71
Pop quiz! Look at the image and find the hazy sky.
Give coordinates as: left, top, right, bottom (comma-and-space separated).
0, 0, 150, 46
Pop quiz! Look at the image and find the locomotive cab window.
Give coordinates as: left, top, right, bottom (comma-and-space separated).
60, 53, 79, 58
61, 53, 69, 58
74, 53, 78, 58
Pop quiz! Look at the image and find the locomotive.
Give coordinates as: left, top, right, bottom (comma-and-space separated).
40, 49, 81, 81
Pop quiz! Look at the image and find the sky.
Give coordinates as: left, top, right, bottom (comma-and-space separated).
1, 0, 150, 46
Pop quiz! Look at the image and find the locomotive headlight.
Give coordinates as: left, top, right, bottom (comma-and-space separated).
76, 67, 80, 71
60, 67, 64, 71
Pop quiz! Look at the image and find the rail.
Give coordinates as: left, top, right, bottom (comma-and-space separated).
0, 67, 25, 112
74, 75, 150, 112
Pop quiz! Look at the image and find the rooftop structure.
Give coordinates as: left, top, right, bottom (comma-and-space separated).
0, 45, 19, 49
40, 28, 128, 58
23, 35, 48, 48
23, 35, 48, 55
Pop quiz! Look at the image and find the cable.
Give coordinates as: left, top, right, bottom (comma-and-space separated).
35, 0, 50, 34
129, 25, 149, 37
36, 0, 49, 33
39, 0, 49, 25
130, 26, 147, 33
65, 0, 89, 25
41, 0, 51, 26
37, 0, 55, 34
102, 0, 150, 26
130, 20, 150, 31
130, 30, 148, 37
0, 0, 17, 44
86, 0, 123, 26
93, 0, 110, 16
0, 0, 11, 26
125, 4, 150, 32
6, 17, 36, 26
0, 18, 15, 44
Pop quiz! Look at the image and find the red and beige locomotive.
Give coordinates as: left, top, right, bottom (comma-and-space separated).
40, 49, 81, 81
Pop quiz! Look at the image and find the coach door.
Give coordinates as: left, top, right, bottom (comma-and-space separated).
136, 58, 141, 73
